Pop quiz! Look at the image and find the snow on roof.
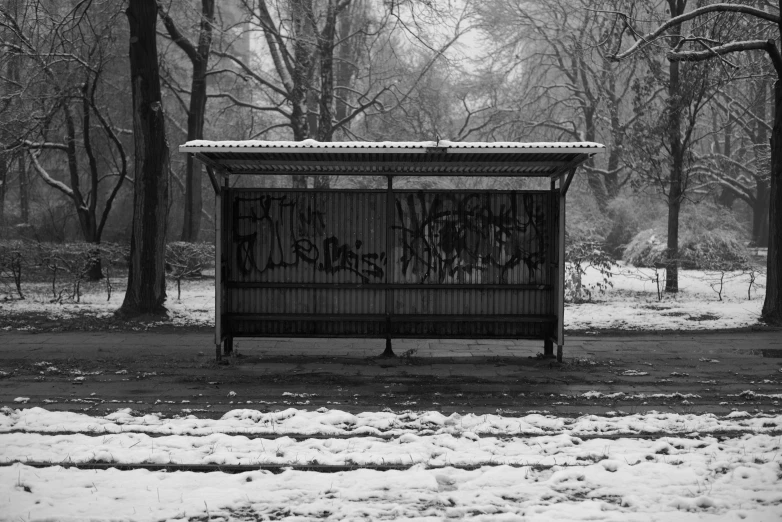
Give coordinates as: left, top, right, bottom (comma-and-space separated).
180, 139, 606, 153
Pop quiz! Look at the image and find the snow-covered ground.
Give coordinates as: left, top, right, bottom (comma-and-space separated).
0, 264, 768, 332
2, 407, 780, 521
568, 263, 766, 331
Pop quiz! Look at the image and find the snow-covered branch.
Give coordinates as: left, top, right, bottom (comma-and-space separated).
611, 3, 779, 60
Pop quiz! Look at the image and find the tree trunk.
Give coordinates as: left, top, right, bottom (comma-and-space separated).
176, 0, 214, 243
761, 79, 782, 324
0, 152, 6, 229
6, 0, 25, 226
665, 0, 686, 293
85, 245, 103, 281
18, 153, 28, 223
318, 0, 337, 143
180, 62, 207, 242
753, 79, 770, 247
334, 2, 358, 129
755, 178, 770, 247
309, 0, 341, 192
716, 117, 737, 208
119, 0, 169, 317
604, 67, 621, 199
583, 107, 610, 211
289, 0, 314, 190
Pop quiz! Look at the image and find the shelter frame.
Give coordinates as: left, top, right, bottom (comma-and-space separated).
182, 141, 605, 363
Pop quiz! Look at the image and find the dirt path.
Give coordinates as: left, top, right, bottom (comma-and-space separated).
1, 329, 780, 417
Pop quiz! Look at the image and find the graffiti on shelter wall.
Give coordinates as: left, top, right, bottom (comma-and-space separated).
393, 192, 548, 284
232, 194, 385, 281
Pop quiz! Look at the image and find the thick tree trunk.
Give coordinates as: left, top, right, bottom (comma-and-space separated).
761, 80, 782, 324
119, 0, 169, 317
665, 0, 686, 293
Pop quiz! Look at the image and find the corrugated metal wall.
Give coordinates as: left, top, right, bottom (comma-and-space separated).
223, 188, 557, 338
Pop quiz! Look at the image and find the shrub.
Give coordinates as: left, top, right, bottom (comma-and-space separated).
165, 242, 214, 299
565, 240, 615, 303
0, 240, 28, 299
0, 241, 127, 302
37, 242, 127, 302
623, 228, 750, 270
603, 196, 665, 258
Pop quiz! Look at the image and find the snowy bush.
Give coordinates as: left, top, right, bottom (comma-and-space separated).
603, 196, 664, 257
622, 228, 750, 270
565, 240, 615, 303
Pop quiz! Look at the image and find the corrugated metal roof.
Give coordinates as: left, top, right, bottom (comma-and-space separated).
180, 140, 605, 177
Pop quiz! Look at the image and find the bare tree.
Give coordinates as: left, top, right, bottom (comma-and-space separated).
0, 0, 131, 277
697, 71, 771, 247
119, 0, 170, 317
611, 0, 782, 323
0, 0, 38, 229
475, 0, 655, 210
157, 0, 214, 242
200, 0, 468, 187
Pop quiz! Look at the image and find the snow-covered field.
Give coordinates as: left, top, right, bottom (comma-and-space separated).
568, 264, 766, 331
2, 407, 781, 521
0, 264, 768, 332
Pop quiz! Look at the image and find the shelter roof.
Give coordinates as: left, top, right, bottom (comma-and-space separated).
180, 140, 605, 177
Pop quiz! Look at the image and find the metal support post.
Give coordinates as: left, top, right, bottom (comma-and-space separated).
544, 177, 556, 357
382, 175, 395, 357
222, 176, 233, 356
214, 177, 222, 363
556, 171, 569, 363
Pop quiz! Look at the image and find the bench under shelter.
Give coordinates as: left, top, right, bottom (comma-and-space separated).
179, 140, 605, 362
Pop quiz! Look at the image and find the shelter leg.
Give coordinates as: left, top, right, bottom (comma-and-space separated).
215, 343, 222, 363
544, 338, 554, 357
557, 344, 563, 363
224, 335, 233, 355
381, 336, 395, 357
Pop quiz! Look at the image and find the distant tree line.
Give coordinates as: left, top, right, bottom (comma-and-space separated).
0, 0, 779, 323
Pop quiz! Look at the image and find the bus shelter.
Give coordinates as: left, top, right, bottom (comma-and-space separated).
180, 140, 605, 362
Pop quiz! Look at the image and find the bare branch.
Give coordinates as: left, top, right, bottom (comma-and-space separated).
206, 91, 291, 117
249, 122, 291, 139
669, 40, 781, 75
212, 49, 288, 98
612, 4, 780, 60
156, 1, 198, 63
28, 149, 75, 200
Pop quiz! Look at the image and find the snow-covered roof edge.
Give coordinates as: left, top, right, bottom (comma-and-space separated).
180, 139, 606, 154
